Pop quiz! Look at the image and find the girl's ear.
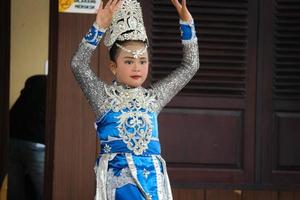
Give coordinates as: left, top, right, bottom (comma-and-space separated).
109, 61, 117, 75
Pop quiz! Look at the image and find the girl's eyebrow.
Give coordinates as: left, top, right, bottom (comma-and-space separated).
123, 56, 147, 59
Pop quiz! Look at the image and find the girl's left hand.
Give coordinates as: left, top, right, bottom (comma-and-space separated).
95, 0, 124, 29
170, 0, 193, 22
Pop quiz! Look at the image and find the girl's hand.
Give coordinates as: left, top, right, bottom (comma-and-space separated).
95, 0, 123, 29
170, 0, 193, 22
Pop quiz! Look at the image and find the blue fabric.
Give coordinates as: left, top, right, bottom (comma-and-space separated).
108, 154, 129, 176
84, 25, 104, 46
133, 156, 162, 200
115, 184, 145, 200
180, 23, 193, 40
95, 107, 163, 199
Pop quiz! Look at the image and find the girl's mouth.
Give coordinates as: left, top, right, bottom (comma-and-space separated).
131, 76, 141, 80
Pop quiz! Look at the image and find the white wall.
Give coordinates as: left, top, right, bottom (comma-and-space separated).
10, 0, 49, 107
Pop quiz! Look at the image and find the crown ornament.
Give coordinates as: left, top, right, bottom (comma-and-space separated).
103, 0, 148, 48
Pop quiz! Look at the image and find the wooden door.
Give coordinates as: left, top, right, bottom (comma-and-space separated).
258, 0, 300, 186
147, 0, 258, 186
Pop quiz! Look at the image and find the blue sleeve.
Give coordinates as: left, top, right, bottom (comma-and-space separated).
83, 22, 107, 48
179, 19, 196, 41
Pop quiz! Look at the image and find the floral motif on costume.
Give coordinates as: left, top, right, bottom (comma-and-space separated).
103, 144, 112, 153
143, 168, 150, 179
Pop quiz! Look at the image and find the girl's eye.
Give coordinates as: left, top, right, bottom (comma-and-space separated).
140, 61, 147, 65
125, 60, 133, 64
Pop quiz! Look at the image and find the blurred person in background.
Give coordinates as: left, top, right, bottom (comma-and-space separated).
8, 75, 46, 200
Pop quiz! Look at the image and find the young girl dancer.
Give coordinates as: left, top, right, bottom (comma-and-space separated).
71, 0, 199, 199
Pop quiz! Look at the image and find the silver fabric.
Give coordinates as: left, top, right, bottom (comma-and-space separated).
94, 153, 117, 200
152, 155, 166, 200
106, 167, 136, 200
151, 37, 199, 112
157, 156, 173, 200
71, 42, 108, 117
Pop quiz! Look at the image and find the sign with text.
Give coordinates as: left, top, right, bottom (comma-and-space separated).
59, 0, 101, 14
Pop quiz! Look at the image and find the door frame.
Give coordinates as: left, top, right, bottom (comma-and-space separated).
0, 0, 10, 187
44, 0, 58, 198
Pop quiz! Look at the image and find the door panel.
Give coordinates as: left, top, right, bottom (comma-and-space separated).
160, 108, 243, 167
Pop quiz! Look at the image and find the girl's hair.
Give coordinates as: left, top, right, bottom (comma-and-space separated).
109, 40, 149, 62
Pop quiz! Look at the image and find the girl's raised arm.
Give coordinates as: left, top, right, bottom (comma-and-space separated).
71, 0, 123, 118
152, 0, 200, 112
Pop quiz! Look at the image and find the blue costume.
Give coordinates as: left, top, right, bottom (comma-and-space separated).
71, 18, 199, 200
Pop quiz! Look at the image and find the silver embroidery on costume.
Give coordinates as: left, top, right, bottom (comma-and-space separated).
117, 111, 153, 155
102, 84, 158, 113
103, 84, 158, 155
106, 168, 136, 200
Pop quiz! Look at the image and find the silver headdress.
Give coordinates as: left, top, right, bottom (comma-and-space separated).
103, 0, 148, 49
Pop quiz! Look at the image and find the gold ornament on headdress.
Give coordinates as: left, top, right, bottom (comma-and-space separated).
103, 0, 148, 49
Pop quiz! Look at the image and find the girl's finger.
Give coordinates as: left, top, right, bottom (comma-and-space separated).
171, 0, 181, 7
114, 0, 124, 11
171, 0, 182, 12
105, 0, 113, 8
98, 1, 103, 10
182, 0, 186, 8
110, 0, 119, 7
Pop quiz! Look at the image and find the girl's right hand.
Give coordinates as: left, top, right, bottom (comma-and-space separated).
170, 0, 193, 22
95, 0, 124, 29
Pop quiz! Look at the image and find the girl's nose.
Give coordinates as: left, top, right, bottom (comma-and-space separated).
133, 62, 140, 72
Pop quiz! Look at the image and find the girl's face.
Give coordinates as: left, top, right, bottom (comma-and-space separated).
110, 41, 149, 88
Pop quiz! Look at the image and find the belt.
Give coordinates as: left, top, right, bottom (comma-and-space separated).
100, 140, 161, 155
